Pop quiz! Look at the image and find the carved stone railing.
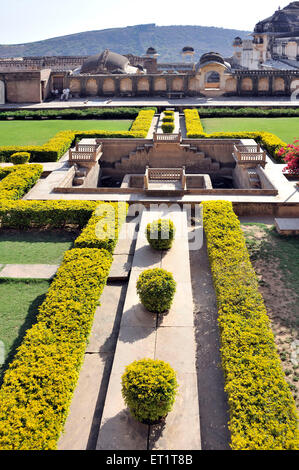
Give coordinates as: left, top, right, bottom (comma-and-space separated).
233, 144, 266, 168
153, 131, 181, 143
69, 141, 102, 164
144, 166, 186, 190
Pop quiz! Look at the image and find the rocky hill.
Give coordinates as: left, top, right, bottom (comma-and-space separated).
0, 23, 250, 61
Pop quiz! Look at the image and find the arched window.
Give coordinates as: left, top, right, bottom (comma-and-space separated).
205, 71, 220, 84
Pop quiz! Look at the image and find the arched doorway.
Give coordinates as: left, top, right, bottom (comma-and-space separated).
0, 81, 5, 105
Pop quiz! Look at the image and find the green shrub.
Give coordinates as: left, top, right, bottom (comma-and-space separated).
75, 202, 128, 253
0, 164, 42, 200
0, 200, 97, 228
164, 110, 174, 116
162, 122, 175, 134
0, 247, 113, 449
146, 218, 175, 250
202, 200, 299, 450
136, 268, 176, 313
10, 152, 30, 165
121, 358, 178, 423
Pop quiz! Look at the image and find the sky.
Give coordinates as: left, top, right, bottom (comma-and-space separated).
0, 0, 293, 44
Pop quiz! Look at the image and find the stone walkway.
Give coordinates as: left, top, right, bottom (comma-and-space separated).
96, 209, 201, 450
189, 229, 231, 450
1, 96, 299, 109
0, 264, 59, 279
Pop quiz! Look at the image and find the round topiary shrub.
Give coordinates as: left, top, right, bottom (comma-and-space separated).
162, 116, 174, 123
10, 152, 30, 165
136, 268, 176, 313
146, 218, 175, 250
162, 122, 175, 134
121, 358, 178, 423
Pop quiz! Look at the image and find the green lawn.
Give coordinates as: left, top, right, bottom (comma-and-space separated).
201, 117, 299, 144
0, 119, 133, 146
0, 230, 76, 264
0, 280, 50, 382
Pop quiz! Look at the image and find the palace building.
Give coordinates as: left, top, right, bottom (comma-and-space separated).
0, 2, 299, 104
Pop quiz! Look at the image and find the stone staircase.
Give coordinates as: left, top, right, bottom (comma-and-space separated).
181, 143, 221, 172
247, 168, 261, 189
113, 144, 153, 172
73, 165, 87, 186
111, 142, 221, 175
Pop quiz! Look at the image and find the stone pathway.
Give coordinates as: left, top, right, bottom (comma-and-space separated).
96, 209, 201, 450
0, 264, 59, 279
189, 229, 231, 450
1, 96, 299, 110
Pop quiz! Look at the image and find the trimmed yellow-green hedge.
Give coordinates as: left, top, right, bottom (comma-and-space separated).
75, 201, 128, 252
0, 164, 43, 200
0, 200, 97, 228
0, 247, 112, 450
184, 109, 204, 135
184, 108, 286, 162
202, 200, 299, 450
0, 109, 155, 163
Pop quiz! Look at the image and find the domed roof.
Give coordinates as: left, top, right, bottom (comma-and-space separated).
182, 46, 194, 53
254, 2, 299, 34
196, 52, 231, 71
200, 52, 225, 65
80, 49, 129, 74
233, 37, 243, 46
146, 47, 157, 55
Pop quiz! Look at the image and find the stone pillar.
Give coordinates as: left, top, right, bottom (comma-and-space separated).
183, 75, 189, 96
236, 76, 242, 96
268, 74, 273, 96
252, 76, 259, 96
114, 77, 120, 96
149, 76, 155, 96
97, 77, 104, 97
285, 75, 291, 96
80, 78, 87, 97
132, 76, 138, 96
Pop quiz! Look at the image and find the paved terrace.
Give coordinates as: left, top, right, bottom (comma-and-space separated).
1, 96, 299, 109
96, 209, 201, 450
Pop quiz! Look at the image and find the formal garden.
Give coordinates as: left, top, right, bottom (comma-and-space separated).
0, 106, 298, 451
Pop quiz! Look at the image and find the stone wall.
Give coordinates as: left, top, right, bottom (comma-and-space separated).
0, 71, 42, 103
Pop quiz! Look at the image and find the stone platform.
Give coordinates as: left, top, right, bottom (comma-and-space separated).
96, 209, 201, 450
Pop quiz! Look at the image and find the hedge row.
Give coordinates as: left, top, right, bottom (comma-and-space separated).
184, 108, 286, 162
0, 106, 157, 120
184, 109, 204, 135
202, 200, 299, 450
130, 109, 155, 136
0, 109, 156, 163
197, 107, 299, 118
0, 164, 43, 200
0, 247, 113, 449
75, 201, 128, 253
0, 200, 97, 228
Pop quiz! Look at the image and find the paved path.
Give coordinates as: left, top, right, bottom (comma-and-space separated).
1, 96, 299, 109
0, 264, 59, 279
97, 209, 201, 450
189, 229, 231, 450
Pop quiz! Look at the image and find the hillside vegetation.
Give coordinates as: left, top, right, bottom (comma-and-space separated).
0, 23, 250, 61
